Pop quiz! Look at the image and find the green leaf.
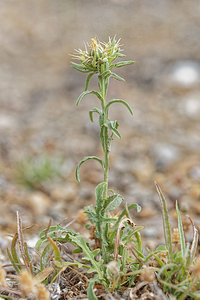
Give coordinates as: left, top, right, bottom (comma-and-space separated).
148, 251, 165, 268
176, 201, 186, 260
87, 278, 98, 300
24, 242, 31, 264
47, 236, 62, 263
110, 72, 125, 82
92, 249, 101, 256
155, 182, 173, 262
100, 70, 111, 78
134, 231, 143, 253
125, 203, 142, 213
76, 156, 104, 182
95, 182, 106, 213
85, 73, 96, 91
114, 61, 135, 68
117, 53, 126, 58
85, 205, 97, 224
55, 259, 90, 270
10, 233, 21, 269
155, 245, 167, 252
70, 260, 90, 269
108, 121, 121, 139
41, 244, 53, 271
70, 235, 104, 279
36, 225, 78, 249
7, 248, 20, 273
89, 107, 102, 122
71, 62, 90, 73
76, 90, 103, 106
105, 99, 133, 115
104, 194, 123, 212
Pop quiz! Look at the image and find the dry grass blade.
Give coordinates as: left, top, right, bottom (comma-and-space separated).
187, 216, 198, 265
34, 267, 55, 283
16, 211, 30, 271
114, 217, 136, 261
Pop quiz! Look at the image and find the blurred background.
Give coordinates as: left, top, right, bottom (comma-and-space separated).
0, 0, 200, 249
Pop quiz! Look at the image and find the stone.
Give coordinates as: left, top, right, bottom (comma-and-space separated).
142, 227, 158, 238
169, 61, 200, 89
129, 158, 154, 183
150, 143, 180, 171
189, 165, 200, 180
0, 236, 8, 249
28, 192, 50, 215
0, 114, 16, 130
50, 184, 77, 202
179, 95, 200, 120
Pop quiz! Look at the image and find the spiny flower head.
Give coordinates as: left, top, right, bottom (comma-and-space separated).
72, 37, 126, 73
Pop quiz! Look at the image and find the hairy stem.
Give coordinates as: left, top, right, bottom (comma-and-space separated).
99, 63, 110, 262
100, 63, 109, 200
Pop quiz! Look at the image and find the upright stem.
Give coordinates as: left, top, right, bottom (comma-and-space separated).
100, 63, 109, 200
99, 63, 110, 263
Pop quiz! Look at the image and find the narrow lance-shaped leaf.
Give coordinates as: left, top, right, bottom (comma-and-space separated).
105, 99, 133, 115
176, 201, 186, 260
85, 72, 96, 91
87, 277, 98, 300
117, 53, 126, 58
7, 248, 20, 273
41, 243, 53, 271
70, 62, 91, 73
47, 236, 62, 263
108, 121, 121, 139
110, 72, 125, 82
76, 90, 103, 106
95, 182, 106, 213
155, 182, 173, 262
113, 61, 135, 68
89, 107, 102, 122
10, 233, 21, 269
76, 156, 105, 182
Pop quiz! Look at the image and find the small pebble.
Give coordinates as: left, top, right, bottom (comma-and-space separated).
168, 186, 183, 202
179, 95, 200, 120
28, 192, 50, 215
51, 184, 77, 201
189, 165, 200, 180
0, 114, 16, 130
150, 143, 180, 171
0, 236, 8, 249
143, 227, 158, 238
26, 235, 39, 248
170, 61, 200, 88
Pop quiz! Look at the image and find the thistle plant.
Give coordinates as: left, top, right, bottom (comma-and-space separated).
72, 37, 136, 262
